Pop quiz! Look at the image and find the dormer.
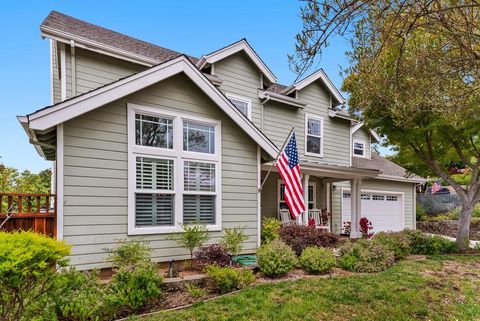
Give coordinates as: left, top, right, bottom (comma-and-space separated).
351, 122, 381, 160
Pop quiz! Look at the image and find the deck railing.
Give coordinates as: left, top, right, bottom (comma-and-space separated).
0, 193, 57, 238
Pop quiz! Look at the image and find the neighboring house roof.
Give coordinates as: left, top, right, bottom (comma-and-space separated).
22, 55, 279, 158
40, 11, 197, 66
353, 154, 425, 183
282, 69, 346, 106
196, 39, 277, 83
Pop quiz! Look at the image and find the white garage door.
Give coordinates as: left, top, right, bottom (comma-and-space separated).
342, 191, 403, 233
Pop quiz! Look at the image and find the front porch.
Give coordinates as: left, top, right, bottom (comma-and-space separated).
260, 162, 379, 237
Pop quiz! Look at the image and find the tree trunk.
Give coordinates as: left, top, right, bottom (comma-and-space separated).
456, 201, 474, 251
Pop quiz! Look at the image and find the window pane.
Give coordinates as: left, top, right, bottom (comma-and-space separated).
136, 157, 174, 190
135, 193, 173, 226
354, 148, 364, 156
135, 114, 173, 149
183, 122, 215, 154
354, 142, 364, 149
183, 195, 215, 224
230, 98, 249, 117
308, 118, 321, 136
184, 161, 215, 192
307, 136, 321, 154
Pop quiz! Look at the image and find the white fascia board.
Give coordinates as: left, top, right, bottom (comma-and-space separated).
17, 116, 46, 158
41, 27, 159, 67
27, 56, 279, 158
351, 122, 381, 142
283, 69, 346, 105
376, 174, 427, 183
258, 90, 306, 109
197, 40, 277, 83
328, 109, 357, 122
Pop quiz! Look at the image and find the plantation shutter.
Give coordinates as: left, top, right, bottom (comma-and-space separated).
135, 194, 174, 226
136, 157, 173, 190
183, 195, 215, 224
184, 162, 215, 192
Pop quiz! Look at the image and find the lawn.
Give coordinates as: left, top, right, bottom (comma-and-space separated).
134, 255, 480, 321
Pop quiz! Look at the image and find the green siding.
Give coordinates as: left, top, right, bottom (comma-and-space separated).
63, 74, 259, 269
352, 127, 371, 158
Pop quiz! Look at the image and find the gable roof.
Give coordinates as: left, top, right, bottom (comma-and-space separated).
196, 39, 277, 83
282, 69, 346, 106
351, 122, 381, 142
25, 55, 279, 158
353, 154, 425, 183
41, 11, 197, 66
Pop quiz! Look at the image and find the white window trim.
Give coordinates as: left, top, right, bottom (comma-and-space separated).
305, 113, 324, 158
353, 139, 367, 158
127, 103, 222, 235
226, 93, 252, 120
277, 179, 316, 214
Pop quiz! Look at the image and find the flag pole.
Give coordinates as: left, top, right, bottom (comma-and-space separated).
259, 126, 295, 191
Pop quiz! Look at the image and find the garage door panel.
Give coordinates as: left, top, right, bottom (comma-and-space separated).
342, 191, 403, 233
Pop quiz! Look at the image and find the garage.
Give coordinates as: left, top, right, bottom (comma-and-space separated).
342, 190, 404, 233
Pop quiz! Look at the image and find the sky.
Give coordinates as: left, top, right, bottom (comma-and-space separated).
0, 0, 363, 173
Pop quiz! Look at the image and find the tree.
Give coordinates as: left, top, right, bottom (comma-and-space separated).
0, 165, 51, 194
290, 0, 480, 250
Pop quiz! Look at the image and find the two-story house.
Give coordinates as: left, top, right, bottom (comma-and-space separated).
19, 11, 424, 269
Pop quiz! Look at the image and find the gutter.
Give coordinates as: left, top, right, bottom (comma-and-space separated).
17, 116, 47, 158
258, 90, 306, 109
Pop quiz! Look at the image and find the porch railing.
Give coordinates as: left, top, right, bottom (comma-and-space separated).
0, 193, 57, 238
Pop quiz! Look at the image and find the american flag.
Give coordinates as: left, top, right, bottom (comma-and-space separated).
431, 181, 441, 194
275, 132, 305, 218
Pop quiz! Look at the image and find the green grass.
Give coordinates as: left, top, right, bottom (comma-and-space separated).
136, 255, 480, 321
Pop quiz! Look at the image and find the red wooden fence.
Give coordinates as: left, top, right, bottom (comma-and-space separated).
0, 193, 57, 238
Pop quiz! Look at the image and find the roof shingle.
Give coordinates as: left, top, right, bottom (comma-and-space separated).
353, 154, 424, 181
41, 11, 197, 64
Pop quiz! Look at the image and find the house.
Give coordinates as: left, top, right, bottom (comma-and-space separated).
18, 11, 424, 269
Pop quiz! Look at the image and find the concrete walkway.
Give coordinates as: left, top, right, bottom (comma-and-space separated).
425, 233, 480, 249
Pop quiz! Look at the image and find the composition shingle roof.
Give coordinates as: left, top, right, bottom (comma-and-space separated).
353, 154, 424, 181
41, 11, 198, 64
266, 83, 288, 93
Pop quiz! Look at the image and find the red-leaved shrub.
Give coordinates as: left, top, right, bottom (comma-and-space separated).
278, 225, 338, 256
359, 217, 374, 238
194, 244, 230, 267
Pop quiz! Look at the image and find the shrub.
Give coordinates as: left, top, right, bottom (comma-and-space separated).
29, 269, 108, 321
194, 244, 230, 267
299, 246, 336, 274
185, 283, 207, 298
278, 225, 338, 256
338, 239, 395, 273
0, 231, 70, 321
221, 226, 248, 256
416, 202, 426, 221
261, 218, 282, 244
373, 232, 411, 260
168, 224, 210, 259
106, 264, 163, 317
404, 230, 458, 255
359, 217, 374, 238
105, 239, 152, 270
205, 265, 254, 293
256, 240, 298, 277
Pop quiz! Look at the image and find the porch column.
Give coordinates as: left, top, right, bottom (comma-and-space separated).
350, 179, 362, 238
301, 174, 310, 225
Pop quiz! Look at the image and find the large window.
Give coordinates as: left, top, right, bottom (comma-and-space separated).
226, 94, 251, 119
128, 104, 221, 235
353, 139, 366, 157
305, 115, 324, 157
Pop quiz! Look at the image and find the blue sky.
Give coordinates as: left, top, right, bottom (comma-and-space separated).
0, 0, 357, 173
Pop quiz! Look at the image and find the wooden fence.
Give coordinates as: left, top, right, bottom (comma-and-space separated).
0, 193, 57, 238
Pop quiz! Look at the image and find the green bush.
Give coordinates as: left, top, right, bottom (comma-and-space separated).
416, 202, 426, 221
299, 246, 335, 274
105, 239, 152, 270
404, 230, 458, 255
261, 218, 282, 244
338, 239, 395, 273
0, 231, 70, 321
205, 265, 254, 293
256, 240, 298, 277
29, 269, 108, 321
221, 226, 248, 256
185, 283, 207, 298
106, 264, 163, 317
373, 232, 411, 260
167, 224, 210, 258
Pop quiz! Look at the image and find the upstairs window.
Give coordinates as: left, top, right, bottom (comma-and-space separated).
135, 114, 173, 149
305, 115, 324, 157
226, 94, 251, 119
353, 139, 366, 157
183, 122, 215, 154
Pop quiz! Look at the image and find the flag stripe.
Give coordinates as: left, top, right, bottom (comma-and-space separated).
275, 132, 305, 218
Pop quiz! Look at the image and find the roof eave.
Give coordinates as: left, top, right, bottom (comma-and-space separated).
258, 90, 307, 109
